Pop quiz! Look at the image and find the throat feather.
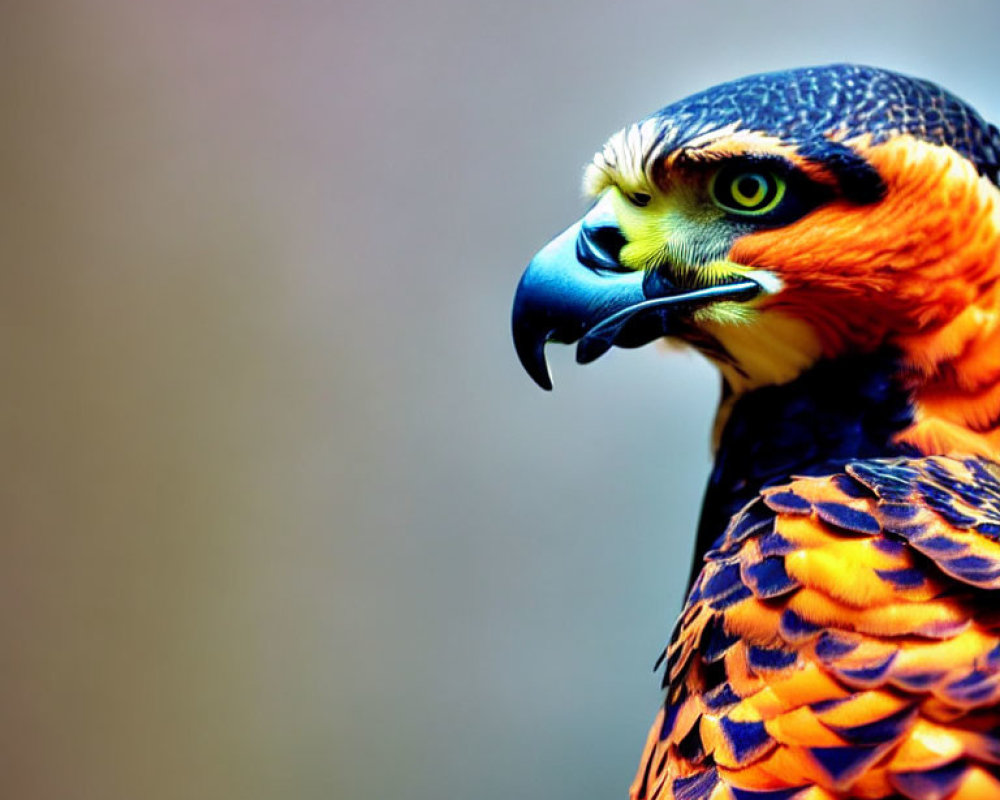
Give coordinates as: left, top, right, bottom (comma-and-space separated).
697, 310, 825, 397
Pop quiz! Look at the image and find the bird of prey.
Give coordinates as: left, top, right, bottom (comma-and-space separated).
511, 65, 1000, 800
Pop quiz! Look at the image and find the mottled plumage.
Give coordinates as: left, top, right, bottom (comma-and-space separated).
638, 457, 1000, 800
512, 65, 1000, 798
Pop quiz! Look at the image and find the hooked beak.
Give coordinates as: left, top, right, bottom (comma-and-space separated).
511, 202, 760, 390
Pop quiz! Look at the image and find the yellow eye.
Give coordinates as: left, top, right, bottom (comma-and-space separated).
710, 166, 786, 215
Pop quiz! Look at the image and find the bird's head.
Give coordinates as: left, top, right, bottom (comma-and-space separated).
513, 65, 1000, 454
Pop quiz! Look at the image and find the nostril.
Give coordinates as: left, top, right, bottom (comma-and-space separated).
590, 225, 627, 259
577, 223, 628, 272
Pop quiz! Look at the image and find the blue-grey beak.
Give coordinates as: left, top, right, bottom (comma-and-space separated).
511, 204, 760, 390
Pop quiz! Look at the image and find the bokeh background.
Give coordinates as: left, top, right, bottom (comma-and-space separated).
3, 1, 999, 798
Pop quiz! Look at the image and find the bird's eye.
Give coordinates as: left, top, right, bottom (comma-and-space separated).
710, 166, 786, 216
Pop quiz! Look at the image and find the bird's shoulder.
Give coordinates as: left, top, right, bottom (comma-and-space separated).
633, 454, 1000, 800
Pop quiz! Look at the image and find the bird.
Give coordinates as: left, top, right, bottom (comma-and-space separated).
511, 64, 1000, 800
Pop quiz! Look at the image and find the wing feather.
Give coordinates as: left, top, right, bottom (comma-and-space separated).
633, 456, 1000, 800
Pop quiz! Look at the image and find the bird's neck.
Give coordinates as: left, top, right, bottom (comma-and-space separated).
688, 343, 1000, 586
892, 298, 1000, 459
695, 351, 910, 541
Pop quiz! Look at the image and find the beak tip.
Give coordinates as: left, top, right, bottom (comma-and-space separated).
513, 330, 554, 391
534, 373, 554, 392
531, 359, 554, 391
512, 276, 558, 390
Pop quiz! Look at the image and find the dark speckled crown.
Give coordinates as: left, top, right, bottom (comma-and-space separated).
643, 64, 1000, 183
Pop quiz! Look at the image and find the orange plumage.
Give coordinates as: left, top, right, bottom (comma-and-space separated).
633, 460, 1000, 800
511, 65, 1000, 799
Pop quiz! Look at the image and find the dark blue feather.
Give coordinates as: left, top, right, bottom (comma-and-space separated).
719, 718, 774, 764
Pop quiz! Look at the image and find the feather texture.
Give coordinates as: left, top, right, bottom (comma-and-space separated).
633, 457, 1000, 800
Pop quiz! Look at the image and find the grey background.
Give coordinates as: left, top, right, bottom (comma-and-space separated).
3, 1, 999, 798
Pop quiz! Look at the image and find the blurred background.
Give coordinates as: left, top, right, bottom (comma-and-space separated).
2, 1, 998, 798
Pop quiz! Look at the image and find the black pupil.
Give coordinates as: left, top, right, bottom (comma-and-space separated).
737, 175, 763, 200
